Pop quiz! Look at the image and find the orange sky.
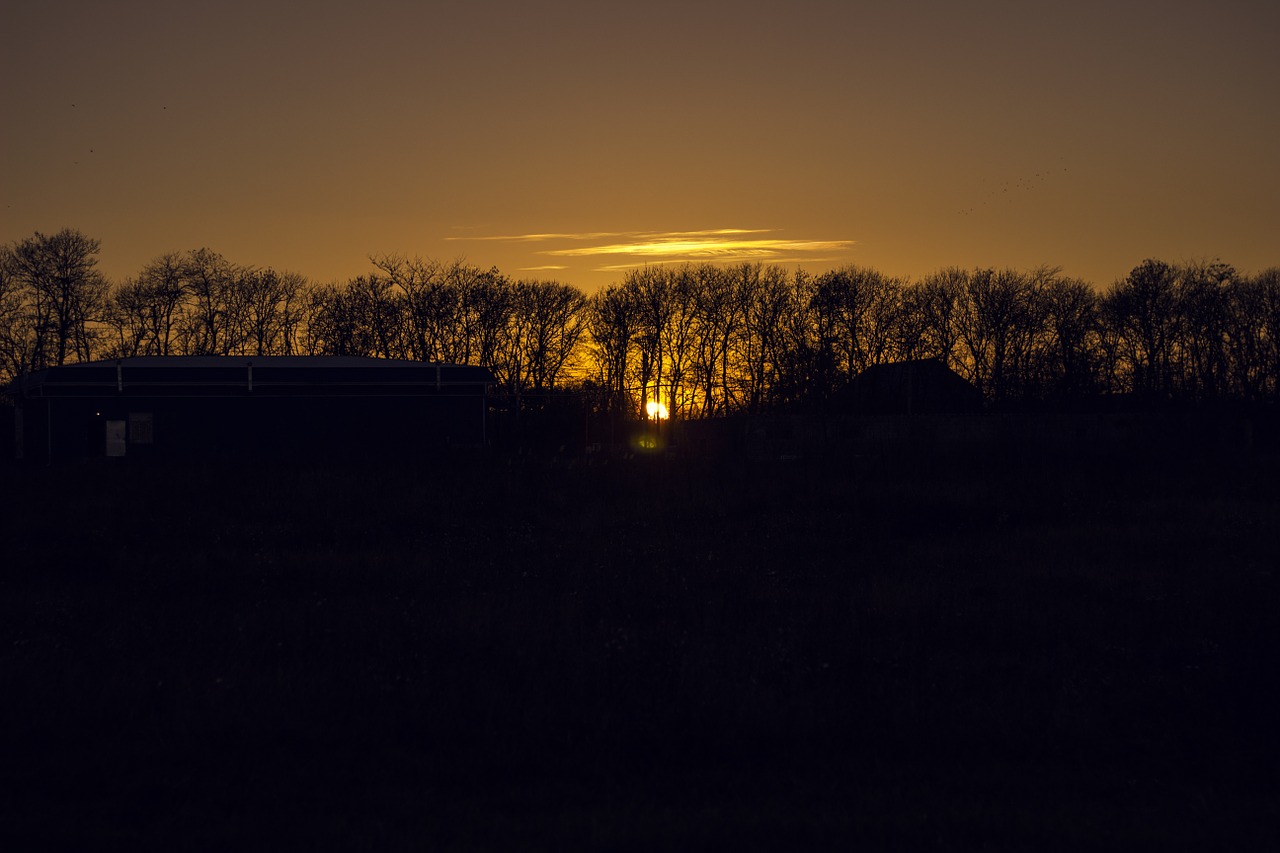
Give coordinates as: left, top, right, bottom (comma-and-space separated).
4, 0, 1278, 292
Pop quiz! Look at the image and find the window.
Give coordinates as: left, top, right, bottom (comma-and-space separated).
129, 412, 154, 444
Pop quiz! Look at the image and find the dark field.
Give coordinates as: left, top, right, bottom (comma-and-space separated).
2, 443, 1278, 850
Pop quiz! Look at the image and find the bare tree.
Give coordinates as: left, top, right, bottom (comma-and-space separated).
1214, 266, 1280, 402
1174, 259, 1234, 400
451, 264, 512, 368
175, 248, 239, 355
1101, 259, 1180, 398
102, 253, 190, 358
767, 268, 828, 410
236, 268, 308, 356
1257, 269, 1280, 400
499, 280, 586, 394
137, 252, 187, 355
811, 265, 903, 383
0, 246, 32, 382
376, 256, 512, 366
586, 282, 639, 416
911, 268, 965, 367
954, 268, 1044, 403
659, 266, 700, 419
302, 276, 401, 358
350, 275, 404, 358
1037, 271, 1101, 400
689, 264, 739, 418
102, 279, 153, 358
733, 264, 793, 413
625, 267, 672, 416
893, 283, 931, 363
6, 228, 109, 368
374, 255, 446, 361
15, 236, 1280, 417
301, 283, 357, 356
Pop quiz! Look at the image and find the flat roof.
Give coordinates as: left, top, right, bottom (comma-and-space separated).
4, 356, 496, 398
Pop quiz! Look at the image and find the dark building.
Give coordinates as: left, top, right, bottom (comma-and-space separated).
3, 356, 495, 463
844, 358, 983, 415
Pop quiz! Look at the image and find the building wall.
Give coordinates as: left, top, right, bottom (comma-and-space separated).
11, 391, 489, 463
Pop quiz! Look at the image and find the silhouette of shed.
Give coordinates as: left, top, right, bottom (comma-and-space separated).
4, 356, 495, 462
845, 359, 983, 415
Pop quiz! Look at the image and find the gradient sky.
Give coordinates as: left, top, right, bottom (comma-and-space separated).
4, 0, 1278, 292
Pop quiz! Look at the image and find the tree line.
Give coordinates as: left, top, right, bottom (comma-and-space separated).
3, 228, 1279, 415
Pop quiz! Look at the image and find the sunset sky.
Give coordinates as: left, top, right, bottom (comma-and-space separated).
4, 0, 1277, 292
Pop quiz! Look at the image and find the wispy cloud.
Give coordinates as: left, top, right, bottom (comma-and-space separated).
545, 236, 855, 260
446, 228, 769, 244
592, 256, 847, 272
444, 228, 857, 275
448, 232, 634, 243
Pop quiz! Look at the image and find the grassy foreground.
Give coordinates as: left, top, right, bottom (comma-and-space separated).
1, 445, 1278, 850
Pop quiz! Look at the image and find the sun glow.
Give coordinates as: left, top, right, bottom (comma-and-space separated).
645, 401, 669, 420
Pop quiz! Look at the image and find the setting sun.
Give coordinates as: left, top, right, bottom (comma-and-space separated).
645, 401, 669, 421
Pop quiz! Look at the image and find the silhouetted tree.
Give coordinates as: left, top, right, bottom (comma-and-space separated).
11, 231, 1280, 420
448, 263, 512, 369
236, 268, 308, 356
102, 279, 154, 358
893, 283, 932, 363
690, 264, 739, 418
499, 279, 586, 395
812, 265, 903, 383
375, 256, 513, 366
1102, 259, 1180, 399
626, 267, 672, 416
302, 283, 353, 355
1225, 268, 1280, 401
172, 248, 240, 355
736, 264, 796, 413
1257, 269, 1280, 400
586, 282, 639, 417
911, 268, 965, 367
0, 246, 29, 382
1037, 271, 1101, 400
764, 269, 831, 411
124, 252, 187, 356
5, 228, 108, 369
304, 277, 400, 358
372, 255, 439, 360
1221, 271, 1269, 400
351, 275, 404, 358
658, 266, 701, 419
1174, 259, 1235, 400
100, 252, 309, 359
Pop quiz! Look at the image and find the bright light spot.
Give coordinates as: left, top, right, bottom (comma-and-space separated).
645, 401, 669, 420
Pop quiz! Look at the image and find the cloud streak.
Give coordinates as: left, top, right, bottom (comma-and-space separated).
449, 228, 854, 263
545, 237, 855, 260
591, 256, 847, 272
446, 228, 770, 243
444, 228, 857, 280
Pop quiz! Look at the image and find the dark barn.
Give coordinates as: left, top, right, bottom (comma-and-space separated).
844, 358, 983, 415
4, 356, 495, 463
